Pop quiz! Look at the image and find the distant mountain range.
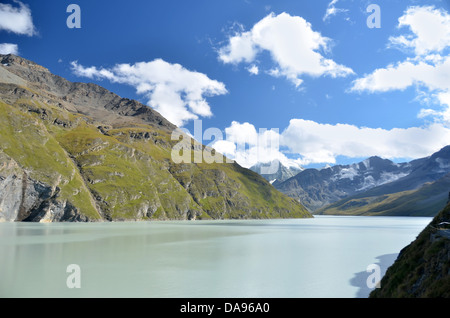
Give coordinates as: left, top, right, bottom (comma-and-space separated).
270, 146, 450, 216
0, 54, 311, 222
317, 146, 450, 216
273, 156, 416, 211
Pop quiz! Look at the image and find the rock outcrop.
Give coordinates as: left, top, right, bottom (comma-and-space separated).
0, 151, 89, 222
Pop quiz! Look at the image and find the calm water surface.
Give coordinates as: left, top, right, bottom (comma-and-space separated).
0, 215, 431, 298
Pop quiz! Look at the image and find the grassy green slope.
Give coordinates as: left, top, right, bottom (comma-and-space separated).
370, 202, 450, 297
57, 124, 202, 220
317, 174, 450, 217
0, 91, 311, 221
0, 100, 101, 220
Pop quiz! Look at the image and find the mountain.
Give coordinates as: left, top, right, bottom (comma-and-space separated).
370, 201, 450, 297
0, 54, 311, 222
318, 146, 450, 216
274, 156, 417, 211
249, 159, 303, 184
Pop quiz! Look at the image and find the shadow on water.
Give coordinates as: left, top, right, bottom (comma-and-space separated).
349, 253, 398, 298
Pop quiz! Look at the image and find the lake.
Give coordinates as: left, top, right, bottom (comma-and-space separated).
0, 215, 432, 298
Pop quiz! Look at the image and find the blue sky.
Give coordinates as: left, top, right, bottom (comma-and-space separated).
1, 0, 450, 168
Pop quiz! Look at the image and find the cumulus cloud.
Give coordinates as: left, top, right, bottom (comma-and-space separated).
224, 121, 259, 146
214, 120, 450, 167
218, 12, 353, 87
388, 6, 450, 56
219, 29, 257, 64
281, 119, 450, 165
351, 56, 450, 93
0, 43, 18, 55
0, 1, 35, 36
212, 121, 301, 169
71, 59, 227, 127
247, 64, 259, 75
352, 6, 450, 126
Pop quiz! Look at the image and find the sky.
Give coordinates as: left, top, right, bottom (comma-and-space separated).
1, 0, 450, 169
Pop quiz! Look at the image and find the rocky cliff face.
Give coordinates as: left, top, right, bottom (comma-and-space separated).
0, 54, 311, 222
370, 202, 450, 297
0, 151, 89, 222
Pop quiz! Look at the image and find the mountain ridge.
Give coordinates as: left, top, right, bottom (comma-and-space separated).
274, 155, 416, 211
0, 54, 176, 131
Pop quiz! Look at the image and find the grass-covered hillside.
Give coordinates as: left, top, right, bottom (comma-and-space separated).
0, 54, 311, 222
317, 174, 450, 217
370, 201, 450, 297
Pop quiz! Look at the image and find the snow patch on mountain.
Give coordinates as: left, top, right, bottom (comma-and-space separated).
357, 171, 409, 192
332, 165, 359, 181
362, 158, 371, 170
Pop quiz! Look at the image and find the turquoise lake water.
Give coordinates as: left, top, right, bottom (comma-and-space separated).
0, 215, 432, 298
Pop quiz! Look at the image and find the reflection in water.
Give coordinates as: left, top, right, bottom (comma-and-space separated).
0, 216, 431, 298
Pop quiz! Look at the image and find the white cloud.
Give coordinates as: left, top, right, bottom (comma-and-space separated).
219, 30, 257, 64
247, 64, 259, 75
215, 119, 450, 167
71, 62, 116, 81
281, 119, 450, 165
437, 92, 450, 123
352, 6, 450, 126
212, 139, 236, 157
388, 6, 450, 56
351, 57, 450, 93
213, 121, 297, 168
224, 121, 259, 146
0, 1, 35, 36
0, 43, 18, 55
419, 92, 450, 124
218, 12, 353, 87
71, 59, 227, 127
323, 0, 349, 22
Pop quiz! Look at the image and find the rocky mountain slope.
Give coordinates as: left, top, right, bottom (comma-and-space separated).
318, 146, 450, 216
370, 201, 450, 297
0, 54, 311, 222
274, 156, 418, 211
